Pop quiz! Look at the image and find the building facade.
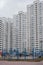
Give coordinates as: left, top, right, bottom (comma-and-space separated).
0, 18, 3, 54
13, 11, 27, 52
27, 0, 43, 53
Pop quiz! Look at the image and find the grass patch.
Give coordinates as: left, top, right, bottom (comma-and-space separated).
6, 57, 43, 62
0, 57, 43, 62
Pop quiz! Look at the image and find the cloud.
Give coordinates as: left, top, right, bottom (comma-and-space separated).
0, 0, 7, 9
0, 0, 43, 17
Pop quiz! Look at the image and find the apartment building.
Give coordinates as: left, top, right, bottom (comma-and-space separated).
27, 0, 43, 53
13, 11, 27, 52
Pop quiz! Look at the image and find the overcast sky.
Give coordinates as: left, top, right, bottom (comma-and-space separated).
0, 0, 42, 18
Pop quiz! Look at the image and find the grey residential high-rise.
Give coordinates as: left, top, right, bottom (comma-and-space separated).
0, 18, 3, 53
0, 17, 13, 54
13, 11, 27, 52
27, 0, 43, 53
